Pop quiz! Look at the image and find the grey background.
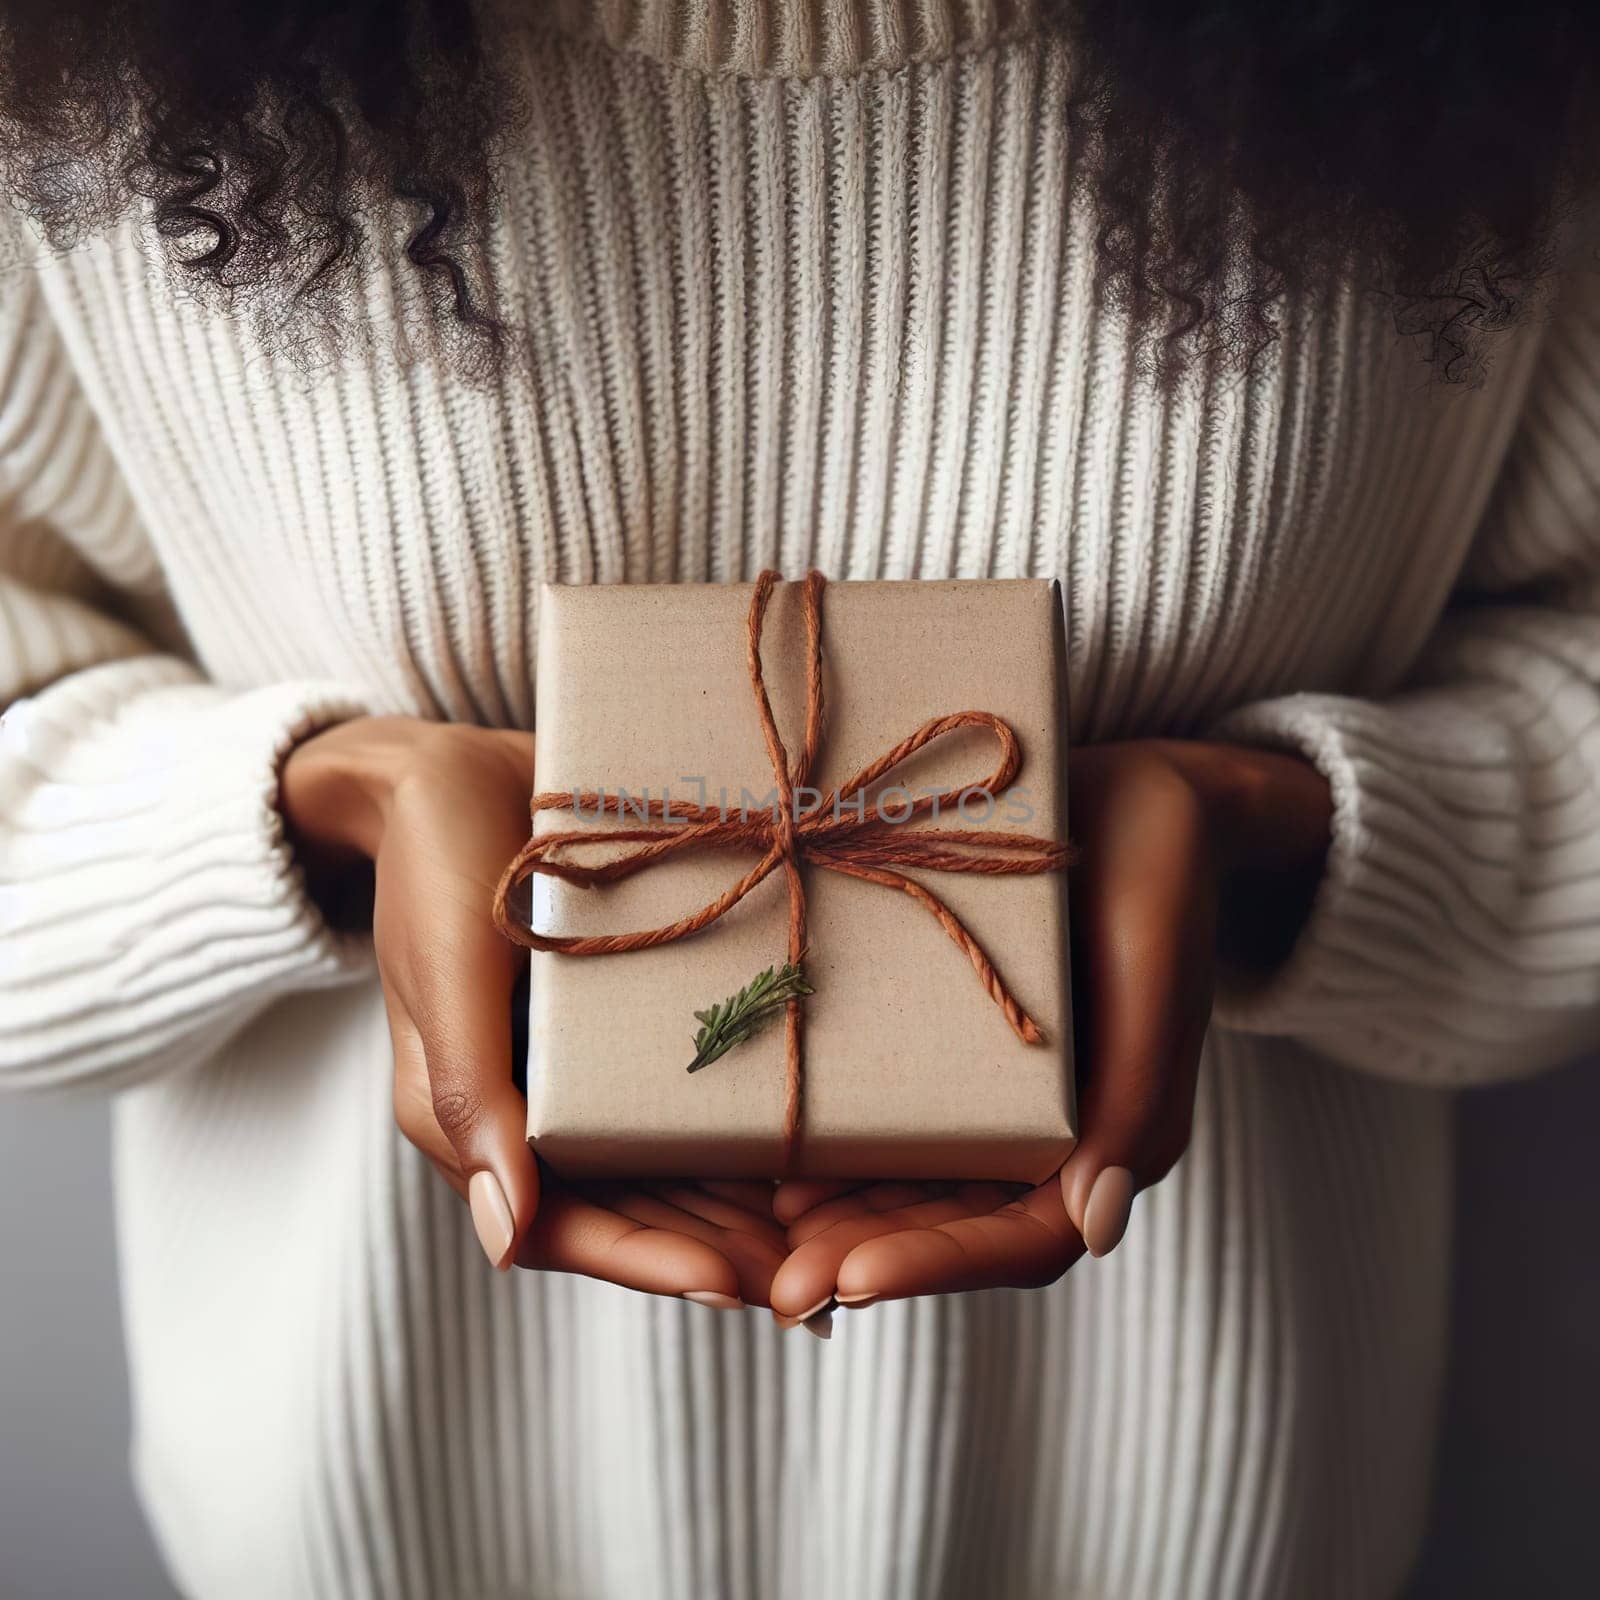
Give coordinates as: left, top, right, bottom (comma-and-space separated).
2, 1065, 1597, 1600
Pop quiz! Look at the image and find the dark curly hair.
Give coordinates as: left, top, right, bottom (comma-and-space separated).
1, 0, 1596, 383
0, 0, 515, 372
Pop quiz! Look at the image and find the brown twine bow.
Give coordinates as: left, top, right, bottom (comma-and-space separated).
492, 569, 1074, 1162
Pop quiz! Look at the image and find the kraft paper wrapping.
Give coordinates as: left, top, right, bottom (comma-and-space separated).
522, 577, 1076, 1182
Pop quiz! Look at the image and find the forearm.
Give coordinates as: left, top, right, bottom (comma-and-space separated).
1130, 738, 1335, 973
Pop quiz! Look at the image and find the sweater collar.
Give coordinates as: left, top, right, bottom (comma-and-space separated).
533, 0, 1040, 79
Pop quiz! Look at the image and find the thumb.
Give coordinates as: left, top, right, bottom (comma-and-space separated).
1057, 983, 1207, 1257
1057, 818, 1213, 1258
414, 938, 540, 1270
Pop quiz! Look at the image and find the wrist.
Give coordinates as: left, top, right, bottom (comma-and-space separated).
280, 717, 430, 927
280, 715, 425, 859
1158, 739, 1333, 873
1157, 739, 1334, 973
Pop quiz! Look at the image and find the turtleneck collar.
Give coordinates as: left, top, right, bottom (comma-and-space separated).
530, 0, 1041, 80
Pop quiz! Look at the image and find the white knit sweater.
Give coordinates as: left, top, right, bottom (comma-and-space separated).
2, 4, 1598, 1596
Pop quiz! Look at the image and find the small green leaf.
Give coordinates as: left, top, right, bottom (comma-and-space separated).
686, 962, 816, 1073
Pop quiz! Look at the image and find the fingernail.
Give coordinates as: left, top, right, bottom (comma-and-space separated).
802, 1310, 833, 1341
775, 1295, 834, 1330
1059, 1151, 1095, 1230
835, 1291, 878, 1309
683, 1291, 745, 1311
1082, 1166, 1136, 1258
468, 1170, 515, 1270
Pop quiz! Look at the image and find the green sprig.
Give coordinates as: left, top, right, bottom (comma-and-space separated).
686, 962, 815, 1074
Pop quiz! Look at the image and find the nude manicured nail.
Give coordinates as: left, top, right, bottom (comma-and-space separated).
776, 1295, 834, 1329
683, 1291, 744, 1311
835, 1291, 878, 1309
1059, 1152, 1095, 1228
1082, 1166, 1136, 1258
468, 1170, 515, 1270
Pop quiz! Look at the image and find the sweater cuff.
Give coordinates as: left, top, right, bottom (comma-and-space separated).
1207, 692, 1429, 1046
0, 660, 377, 1088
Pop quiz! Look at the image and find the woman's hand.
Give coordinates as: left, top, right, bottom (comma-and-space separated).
280, 716, 786, 1307
767, 739, 1333, 1325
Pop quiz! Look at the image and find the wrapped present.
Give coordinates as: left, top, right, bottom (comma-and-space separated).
495, 572, 1076, 1182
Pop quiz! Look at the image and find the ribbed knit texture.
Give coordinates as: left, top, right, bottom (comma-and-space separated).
2, 6, 1597, 1596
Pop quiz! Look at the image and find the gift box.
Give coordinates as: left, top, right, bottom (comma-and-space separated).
500, 573, 1076, 1182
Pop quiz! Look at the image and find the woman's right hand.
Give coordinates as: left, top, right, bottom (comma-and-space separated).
279, 715, 785, 1308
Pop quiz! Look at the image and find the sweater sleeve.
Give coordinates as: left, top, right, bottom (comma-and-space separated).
0, 255, 375, 1094
1212, 276, 1600, 1086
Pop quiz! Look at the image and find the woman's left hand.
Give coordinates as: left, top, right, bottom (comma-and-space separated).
766, 739, 1333, 1325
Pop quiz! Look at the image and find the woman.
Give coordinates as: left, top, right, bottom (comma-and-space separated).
2, 2, 1597, 1596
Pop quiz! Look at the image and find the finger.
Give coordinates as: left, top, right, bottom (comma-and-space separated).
485, 727, 537, 788
516, 1187, 743, 1305
770, 1195, 980, 1319
587, 1187, 784, 1307
771, 1178, 868, 1225
695, 1180, 782, 1219
638, 1184, 790, 1253
386, 992, 468, 1197
387, 900, 537, 1273
834, 1182, 1085, 1304
1058, 987, 1207, 1259
784, 1181, 960, 1246
1056, 767, 1214, 1257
